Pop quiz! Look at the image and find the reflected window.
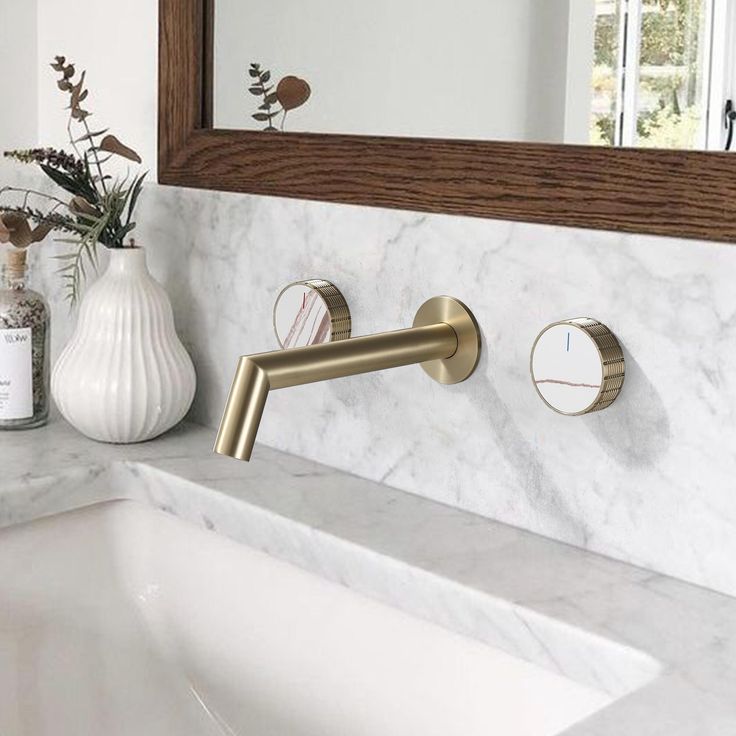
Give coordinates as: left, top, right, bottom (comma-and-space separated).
590, 0, 735, 150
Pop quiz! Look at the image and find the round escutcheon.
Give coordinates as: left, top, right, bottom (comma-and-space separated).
413, 296, 481, 385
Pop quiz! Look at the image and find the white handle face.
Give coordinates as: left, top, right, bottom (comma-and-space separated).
274, 283, 333, 348
531, 323, 605, 415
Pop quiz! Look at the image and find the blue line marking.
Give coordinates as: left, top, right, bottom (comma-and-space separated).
566, 332, 571, 352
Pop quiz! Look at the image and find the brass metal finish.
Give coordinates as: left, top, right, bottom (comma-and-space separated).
273, 279, 352, 346
215, 296, 481, 461
413, 297, 481, 384
530, 318, 626, 416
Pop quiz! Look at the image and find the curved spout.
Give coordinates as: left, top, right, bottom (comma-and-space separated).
214, 323, 458, 461
213, 358, 271, 462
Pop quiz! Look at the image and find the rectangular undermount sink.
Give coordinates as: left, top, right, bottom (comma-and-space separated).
0, 500, 614, 736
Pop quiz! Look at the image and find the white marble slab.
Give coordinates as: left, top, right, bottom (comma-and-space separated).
6, 159, 736, 600
3, 419, 736, 733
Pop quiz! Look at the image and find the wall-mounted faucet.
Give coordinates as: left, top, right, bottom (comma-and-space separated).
215, 296, 481, 461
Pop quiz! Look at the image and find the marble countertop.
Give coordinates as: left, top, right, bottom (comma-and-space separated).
3, 418, 735, 734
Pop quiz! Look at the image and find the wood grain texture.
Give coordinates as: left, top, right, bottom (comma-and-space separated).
160, 0, 736, 244
158, 0, 204, 173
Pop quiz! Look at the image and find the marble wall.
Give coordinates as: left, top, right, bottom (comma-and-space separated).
9, 154, 736, 598
3, 0, 736, 602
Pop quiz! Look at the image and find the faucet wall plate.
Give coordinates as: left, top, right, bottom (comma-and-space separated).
413, 297, 481, 384
530, 318, 625, 416
273, 280, 351, 348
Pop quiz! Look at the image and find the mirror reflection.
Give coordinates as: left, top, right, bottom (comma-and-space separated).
213, 0, 735, 151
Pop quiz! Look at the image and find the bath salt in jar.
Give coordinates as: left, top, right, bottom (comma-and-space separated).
0, 248, 50, 430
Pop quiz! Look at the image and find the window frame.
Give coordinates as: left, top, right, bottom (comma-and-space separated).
612, 0, 736, 150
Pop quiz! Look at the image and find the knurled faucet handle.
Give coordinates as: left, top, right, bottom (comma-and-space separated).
530, 318, 625, 415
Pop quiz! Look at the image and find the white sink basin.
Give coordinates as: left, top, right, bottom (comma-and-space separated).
0, 500, 612, 736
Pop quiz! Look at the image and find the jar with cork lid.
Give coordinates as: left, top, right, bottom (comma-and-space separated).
0, 248, 50, 429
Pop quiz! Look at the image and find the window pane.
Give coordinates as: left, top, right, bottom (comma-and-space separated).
636, 0, 709, 149
591, 0, 623, 146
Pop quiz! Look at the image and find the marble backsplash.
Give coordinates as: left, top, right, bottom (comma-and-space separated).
7, 162, 736, 598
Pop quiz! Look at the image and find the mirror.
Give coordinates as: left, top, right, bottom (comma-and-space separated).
160, 0, 736, 244
212, 0, 734, 151
273, 280, 351, 348
530, 319, 625, 415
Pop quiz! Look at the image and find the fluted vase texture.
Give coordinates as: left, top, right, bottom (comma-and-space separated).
51, 247, 196, 443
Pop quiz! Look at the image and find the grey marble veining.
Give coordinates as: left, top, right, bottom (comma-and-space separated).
5, 159, 736, 599
3, 419, 736, 734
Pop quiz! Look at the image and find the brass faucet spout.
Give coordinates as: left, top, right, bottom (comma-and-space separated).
214, 359, 270, 462
214, 296, 481, 462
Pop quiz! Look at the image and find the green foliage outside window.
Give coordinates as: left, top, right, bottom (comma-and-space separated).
589, 0, 705, 150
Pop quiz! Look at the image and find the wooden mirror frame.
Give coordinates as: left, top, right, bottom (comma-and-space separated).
159, 0, 736, 243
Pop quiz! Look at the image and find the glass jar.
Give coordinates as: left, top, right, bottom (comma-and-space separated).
0, 248, 50, 429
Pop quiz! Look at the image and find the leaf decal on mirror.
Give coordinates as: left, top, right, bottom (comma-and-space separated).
276, 76, 311, 112
246, 63, 312, 132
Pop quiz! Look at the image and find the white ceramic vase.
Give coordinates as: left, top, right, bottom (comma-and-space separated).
51, 247, 196, 443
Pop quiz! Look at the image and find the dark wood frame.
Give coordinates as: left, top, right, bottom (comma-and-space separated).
159, 0, 736, 243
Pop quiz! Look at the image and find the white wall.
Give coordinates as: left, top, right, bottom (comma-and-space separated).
0, 0, 38, 149
36, 0, 158, 179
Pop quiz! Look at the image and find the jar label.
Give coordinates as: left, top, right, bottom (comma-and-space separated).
0, 327, 33, 420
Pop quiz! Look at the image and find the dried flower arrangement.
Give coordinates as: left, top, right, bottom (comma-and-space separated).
248, 63, 311, 132
0, 56, 146, 305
